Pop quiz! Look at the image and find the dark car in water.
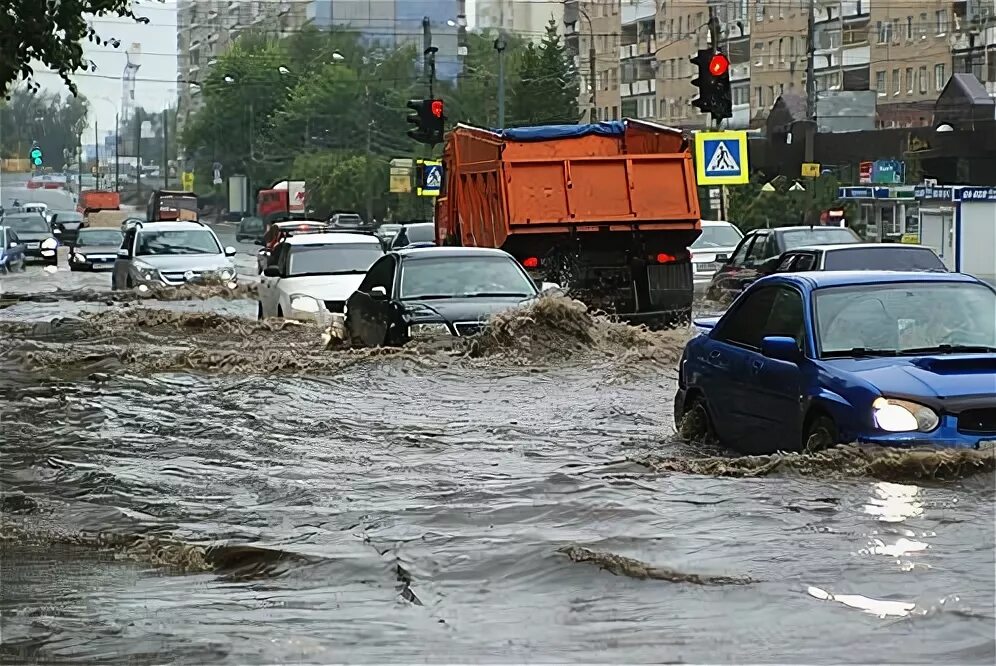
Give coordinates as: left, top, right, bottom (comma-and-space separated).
236, 215, 265, 243
773, 243, 947, 274
0, 211, 59, 265
69, 228, 125, 271
48, 210, 88, 243
706, 225, 862, 300
345, 247, 556, 347
389, 222, 436, 250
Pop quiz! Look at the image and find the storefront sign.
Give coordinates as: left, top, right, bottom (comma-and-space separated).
957, 187, 996, 202
871, 160, 905, 185
914, 185, 955, 200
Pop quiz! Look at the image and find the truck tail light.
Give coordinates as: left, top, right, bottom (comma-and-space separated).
522, 256, 539, 269
656, 252, 677, 263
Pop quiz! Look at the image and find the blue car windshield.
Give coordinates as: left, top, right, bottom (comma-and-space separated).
815, 282, 996, 356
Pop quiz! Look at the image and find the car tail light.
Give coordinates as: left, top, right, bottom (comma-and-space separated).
522, 256, 540, 269
656, 252, 677, 263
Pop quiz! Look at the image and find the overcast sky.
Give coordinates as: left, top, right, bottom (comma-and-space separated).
33, 0, 178, 134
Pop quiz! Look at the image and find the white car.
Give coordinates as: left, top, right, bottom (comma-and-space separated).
691, 220, 744, 294
258, 232, 385, 322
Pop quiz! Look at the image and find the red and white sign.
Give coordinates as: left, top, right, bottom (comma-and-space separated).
858, 161, 873, 184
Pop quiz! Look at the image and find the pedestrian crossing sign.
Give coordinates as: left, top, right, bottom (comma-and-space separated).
695, 130, 749, 185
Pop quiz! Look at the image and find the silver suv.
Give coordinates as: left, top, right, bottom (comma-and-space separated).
112, 220, 237, 289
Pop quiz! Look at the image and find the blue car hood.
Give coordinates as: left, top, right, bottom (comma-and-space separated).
824, 354, 996, 398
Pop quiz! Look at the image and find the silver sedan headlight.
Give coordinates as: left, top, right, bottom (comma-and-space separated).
72, 252, 87, 262
219, 268, 234, 281
289, 294, 320, 313
409, 322, 452, 337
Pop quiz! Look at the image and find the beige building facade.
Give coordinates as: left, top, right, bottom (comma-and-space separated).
569, 1, 974, 130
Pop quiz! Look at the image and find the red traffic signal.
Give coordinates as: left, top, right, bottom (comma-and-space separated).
430, 99, 443, 118
709, 53, 729, 77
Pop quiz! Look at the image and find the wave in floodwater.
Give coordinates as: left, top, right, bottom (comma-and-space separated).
1, 290, 994, 663
0, 278, 256, 306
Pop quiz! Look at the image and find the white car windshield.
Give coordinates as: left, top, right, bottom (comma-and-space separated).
816, 282, 996, 356
692, 224, 743, 249
400, 256, 537, 299
287, 243, 383, 276
136, 229, 221, 256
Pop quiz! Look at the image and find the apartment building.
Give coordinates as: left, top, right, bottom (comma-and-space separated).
581, 1, 980, 131
176, 0, 307, 136
565, 0, 622, 121
476, 0, 565, 38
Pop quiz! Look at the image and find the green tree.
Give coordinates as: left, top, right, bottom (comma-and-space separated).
0, 87, 89, 165
180, 33, 292, 192
1, 0, 148, 96
508, 19, 579, 126
727, 172, 853, 231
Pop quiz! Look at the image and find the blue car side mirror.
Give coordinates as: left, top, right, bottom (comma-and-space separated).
761, 336, 802, 362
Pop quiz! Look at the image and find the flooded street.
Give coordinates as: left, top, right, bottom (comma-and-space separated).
1, 228, 994, 664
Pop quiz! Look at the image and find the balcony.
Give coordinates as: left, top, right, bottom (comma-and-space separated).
621, 79, 657, 97
622, 0, 657, 25
730, 61, 751, 81
815, 0, 869, 24
813, 43, 869, 71
619, 37, 656, 59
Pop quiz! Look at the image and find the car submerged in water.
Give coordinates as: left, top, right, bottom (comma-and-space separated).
344, 247, 558, 347
675, 271, 996, 454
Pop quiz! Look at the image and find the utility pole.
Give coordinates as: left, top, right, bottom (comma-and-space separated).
114, 112, 120, 192
805, 0, 816, 120
420, 16, 436, 219
94, 119, 100, 190
135, 109, 142, 199
708, 9, 727, 221
495, 32, 507, 128
804, 0, 817, 164
588, 15, 597, 122
162, 108, 169, 188
365, 84, 373, 223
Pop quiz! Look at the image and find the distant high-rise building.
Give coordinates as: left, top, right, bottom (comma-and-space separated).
475, 0, 565, 39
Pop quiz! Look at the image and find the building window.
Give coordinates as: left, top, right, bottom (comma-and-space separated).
905, 67, 913, 93
935, 63, 946, 91
892, 18, 900, 42
935, 10, 947, 35
892, 69, 900, 94
918, 65, 928, 93
756, 86, 764, 108
754, 41, 764, 66
919, 13, 927, 38
778, 38, 784, 62
875, 70, 886, 94
906, 16, 913, 40
876, 21, 885, 43
733, 85, 749, 105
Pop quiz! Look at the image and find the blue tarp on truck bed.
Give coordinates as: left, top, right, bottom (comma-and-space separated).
491, 121, 626, 141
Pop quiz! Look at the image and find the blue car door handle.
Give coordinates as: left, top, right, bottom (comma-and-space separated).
709, 350, 721, 359
751, 359, 764, 372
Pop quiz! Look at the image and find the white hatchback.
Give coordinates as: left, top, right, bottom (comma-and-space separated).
258, 232, 385, 322
691, 220, 744, 294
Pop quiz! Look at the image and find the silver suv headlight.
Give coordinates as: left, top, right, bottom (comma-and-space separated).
219, 268, 234, 281
41, 237, 58, 249
131, 260, 161, 282
409, 322, 452, 337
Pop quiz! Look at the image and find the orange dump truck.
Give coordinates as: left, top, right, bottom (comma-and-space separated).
435, 120, 702, 326
77, 190, 121, 215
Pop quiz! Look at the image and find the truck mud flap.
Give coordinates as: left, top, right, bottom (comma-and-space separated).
646, 263, 693, 310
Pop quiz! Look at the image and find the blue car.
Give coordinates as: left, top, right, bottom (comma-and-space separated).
0, 225, 26, 272
675, 271, 996, 453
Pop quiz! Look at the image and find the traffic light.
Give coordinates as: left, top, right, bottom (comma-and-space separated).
407, 99, 428, 143
427, 99, 444, 145
29, 145, 42, 167
689, 48, 732, 123
406, 98, 446, 146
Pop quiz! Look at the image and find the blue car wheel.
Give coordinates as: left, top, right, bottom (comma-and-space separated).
803, 415, 837, 453
679, 396, 714, 443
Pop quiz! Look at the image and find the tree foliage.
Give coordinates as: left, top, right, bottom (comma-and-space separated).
0, 0, 149, 97
509, 19, 580, 125
727, 172, 855, 231
0, 88, 89, 166
181, 26, 580, 217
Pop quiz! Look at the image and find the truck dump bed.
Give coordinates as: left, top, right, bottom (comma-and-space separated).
437, 120, 700, 248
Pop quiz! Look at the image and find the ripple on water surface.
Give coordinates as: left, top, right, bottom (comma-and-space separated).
0, 295, 993, 663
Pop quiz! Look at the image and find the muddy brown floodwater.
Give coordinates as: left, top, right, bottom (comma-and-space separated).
1, 254, 994, 664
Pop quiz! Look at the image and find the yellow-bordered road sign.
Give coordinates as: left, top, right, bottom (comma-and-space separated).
695, 130, 749, 185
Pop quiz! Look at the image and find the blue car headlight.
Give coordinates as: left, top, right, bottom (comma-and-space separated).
872, 397, 940, 433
